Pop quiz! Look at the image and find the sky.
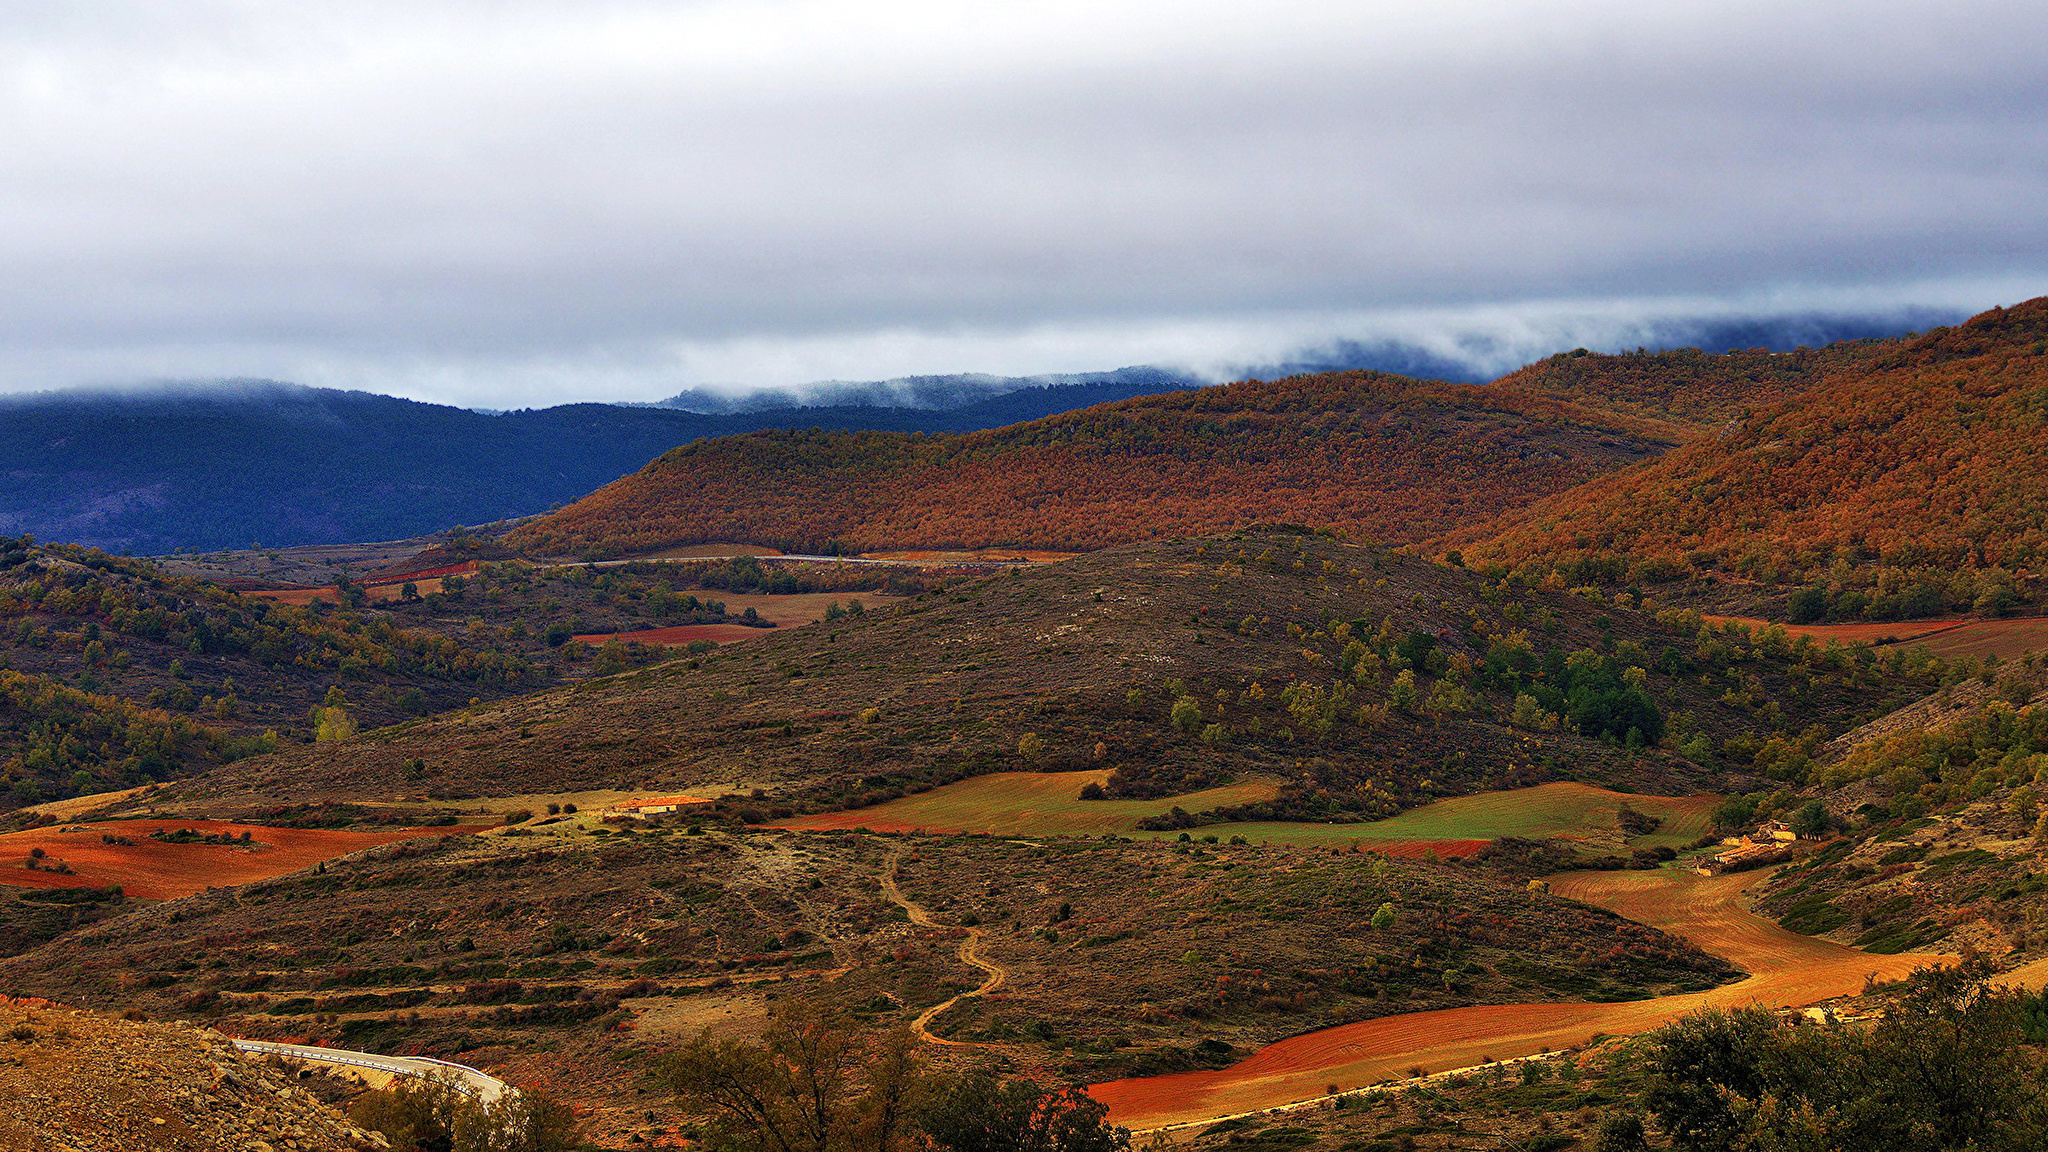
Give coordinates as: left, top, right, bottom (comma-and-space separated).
2, 0, 2045, 409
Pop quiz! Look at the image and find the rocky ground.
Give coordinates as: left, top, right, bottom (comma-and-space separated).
0, 997, 383, 1152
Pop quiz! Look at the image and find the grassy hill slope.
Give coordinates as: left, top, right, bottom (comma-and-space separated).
1462, 298, 2048, 619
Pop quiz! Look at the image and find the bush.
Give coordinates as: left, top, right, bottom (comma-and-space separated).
1643, 960, 2048, 1150
502, 810, 532, 825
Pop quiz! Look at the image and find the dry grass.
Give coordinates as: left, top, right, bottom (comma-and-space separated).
765, 770, 1283, 835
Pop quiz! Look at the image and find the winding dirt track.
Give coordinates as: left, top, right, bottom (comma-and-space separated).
1088, 868, 1949, 1130
880, 851, 1009, 1045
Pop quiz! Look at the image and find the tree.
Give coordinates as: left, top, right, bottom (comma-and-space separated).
657, 1002, 925, 1152
313, 685, 357, 743
920, 1073, 1130, 1152
1786, 586, 1829, 624
350, 1074, 578, 1152
1370, 902, 1397, 930
1169, 696, 1203, 736
1642, 961, 2048, 1152
1388, 670, 1420, 713
1789, 800, 1828, 838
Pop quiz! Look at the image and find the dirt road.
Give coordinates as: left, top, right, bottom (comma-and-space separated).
880, 851, 1008, 1044
1089, 868, 1947, 1130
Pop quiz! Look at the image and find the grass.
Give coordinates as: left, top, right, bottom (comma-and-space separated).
772, 775, 1716, 855
1127, 782, 1717, 852
766, 770, 1284, 836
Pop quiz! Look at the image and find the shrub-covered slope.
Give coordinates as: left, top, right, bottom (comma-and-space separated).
1463, 297, 2048, 619
0, 827, 1736, 1138
164, 531, 1925, 821
0, 539, 547, 809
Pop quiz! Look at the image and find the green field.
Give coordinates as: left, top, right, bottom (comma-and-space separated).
771, 773, 1716, 854
1129, 782, 1717, 852
767, 769, 1284, 836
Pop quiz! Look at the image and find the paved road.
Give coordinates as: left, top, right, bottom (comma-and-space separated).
231, 1039, 508, 1103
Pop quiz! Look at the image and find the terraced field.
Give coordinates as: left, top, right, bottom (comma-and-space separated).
1089, 867, 1947, 1129
765, 770, 1283, 836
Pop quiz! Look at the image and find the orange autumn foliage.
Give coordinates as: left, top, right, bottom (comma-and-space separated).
509, 371, 1707, 558
1464, 297, 2048, 606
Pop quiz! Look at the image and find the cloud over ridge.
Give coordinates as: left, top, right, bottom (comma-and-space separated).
0, 1, 2043, 406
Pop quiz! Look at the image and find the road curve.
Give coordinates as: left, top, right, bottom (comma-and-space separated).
232, 1039, 509, 1103
1089, 867, 1948, 1130
880, 850, 1009, 1045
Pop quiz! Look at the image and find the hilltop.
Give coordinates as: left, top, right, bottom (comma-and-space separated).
155, 530, 1925, 824
507, 329, 1922, 561
1494, 338, 1893, 434
1462, 297, 2048, 619
506, 372, 1682, 558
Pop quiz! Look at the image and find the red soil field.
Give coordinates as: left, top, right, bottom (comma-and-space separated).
1708, 614, 2048, 661
570, 623, 768, 647
0, 820, 459, 901
1364, 839, 1491, 860
859, 549, 1081, 563
364, 561, 480, 585
243, 587, 341, 606
1089, 868, 1945, 1130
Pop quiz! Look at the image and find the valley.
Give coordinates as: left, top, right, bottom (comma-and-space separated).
5, 303, 2048, 1150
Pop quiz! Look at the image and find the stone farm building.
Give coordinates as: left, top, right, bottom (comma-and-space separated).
600, 796, 713, 821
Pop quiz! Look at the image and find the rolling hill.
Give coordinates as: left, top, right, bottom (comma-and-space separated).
506, 372, 1695, 558
506, 328, 1932, 562
155, 530, 1926, 825
1462, 297, 2048, 619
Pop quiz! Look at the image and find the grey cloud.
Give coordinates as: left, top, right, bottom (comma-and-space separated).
0, 0, 2044, 407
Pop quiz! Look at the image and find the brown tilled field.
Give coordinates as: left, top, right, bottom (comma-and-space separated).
1707, 613, 2048, 660
0, 820, 461, 900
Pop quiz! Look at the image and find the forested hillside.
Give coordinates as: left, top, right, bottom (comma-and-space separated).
1494, 339, 1892, 433
1464, 297, 2048, 619
0, 538, 545, 807
507, 372, 1681, 557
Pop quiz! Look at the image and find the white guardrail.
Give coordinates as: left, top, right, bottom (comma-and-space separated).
230, 1039, 508, 1103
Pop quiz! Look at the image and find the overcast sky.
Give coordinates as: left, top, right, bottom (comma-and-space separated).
2, 0, 2045, 408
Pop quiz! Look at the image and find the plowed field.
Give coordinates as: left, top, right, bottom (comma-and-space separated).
765, 770, 1283, 836
0, 820, 457, 900
1088, 868, 1946, 1130
1707, 614, 2048, 660
571, 623, 769, 647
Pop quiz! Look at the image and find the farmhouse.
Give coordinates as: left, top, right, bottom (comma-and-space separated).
599, 795, 712, 821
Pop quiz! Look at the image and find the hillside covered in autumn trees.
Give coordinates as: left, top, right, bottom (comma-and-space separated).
1465, 297, 2048, 619
507, 361, 1812, 559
